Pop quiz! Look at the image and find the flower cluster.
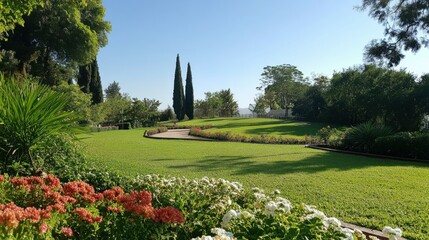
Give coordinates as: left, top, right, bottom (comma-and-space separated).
0, 174, 185, 238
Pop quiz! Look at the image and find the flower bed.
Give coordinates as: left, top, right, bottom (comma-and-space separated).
0, 174, 184, 239
0, 174, 402, 239
189, 127, 321, 145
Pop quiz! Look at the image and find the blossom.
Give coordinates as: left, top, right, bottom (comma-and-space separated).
74, 208, 103, 224
153, 207, 185, 224
61, 227, 74, 237
0, 175, 4, 182
107, 206, 123, 213
39, 222, 49, 235
382, 226, 402, 240
264, 201, 278, 216
340, 227, 354, 240
323, 217, 342, 229
221, 210, 237, 227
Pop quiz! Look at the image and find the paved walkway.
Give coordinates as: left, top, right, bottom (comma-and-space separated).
148, 129, 212, 141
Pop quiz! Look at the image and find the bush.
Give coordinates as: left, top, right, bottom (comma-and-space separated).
373, 132, 429, 160
0, 75, 76, 175
116, 122, 131, 130
90, 126, 119, 132
342, 123, 393, 152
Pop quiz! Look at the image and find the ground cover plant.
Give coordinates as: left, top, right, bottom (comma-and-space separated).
81, 129, 429, 239
176, 118, 326, 140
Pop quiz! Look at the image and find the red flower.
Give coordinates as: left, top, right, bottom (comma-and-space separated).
153, 207, 185, 224
103, 186, 124, 201
0, 175, 4, 182
61, 227, 73, 237
107, 206, 122, 213
73, 208, 103, 224
39, 222, 49, 235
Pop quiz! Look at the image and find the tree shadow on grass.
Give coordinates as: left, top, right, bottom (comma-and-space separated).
166, 151, 429, 175
243, 124, 322, 137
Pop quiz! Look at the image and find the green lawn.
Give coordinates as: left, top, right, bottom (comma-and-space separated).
176, 118, 326, 139
80, 128, 429, 240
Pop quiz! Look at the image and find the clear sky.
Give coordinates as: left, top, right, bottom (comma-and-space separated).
98, 0, 428, 109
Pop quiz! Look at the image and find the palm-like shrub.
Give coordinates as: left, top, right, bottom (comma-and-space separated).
0, 75, 75, 174
342, 122, 393, 152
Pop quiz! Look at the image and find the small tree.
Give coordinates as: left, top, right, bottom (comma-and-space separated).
185, 62, 194, 119
173, 54, 185, 120
105, 81, 121, 99
89, 58, 103, 104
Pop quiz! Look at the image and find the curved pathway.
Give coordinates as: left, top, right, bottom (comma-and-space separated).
148, 129, 212, 141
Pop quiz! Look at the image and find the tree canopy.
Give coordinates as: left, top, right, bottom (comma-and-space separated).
361, 0, 429, 67
173, 54, 185, 120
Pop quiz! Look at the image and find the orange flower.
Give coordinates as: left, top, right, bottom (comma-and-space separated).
61, 227, 73, 237
39, 222, 49, 235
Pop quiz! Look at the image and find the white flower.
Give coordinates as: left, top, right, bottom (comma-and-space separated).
323, 217, 342, 229
211, 228, 234, 238
254, 192, 268, 202
275, 197, 292, 213
221, 210, 238, 227
272, 189, 281, 194
304, 205, 326, 220
340, 228, 354, 240
191, 236, 214, 240
264, 201, 278, 216
239, 210, 254, 218
382, 226, 402, 240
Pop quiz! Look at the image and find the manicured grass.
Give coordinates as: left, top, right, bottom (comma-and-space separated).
80, 129, 429, 240
176, 118, 326, 139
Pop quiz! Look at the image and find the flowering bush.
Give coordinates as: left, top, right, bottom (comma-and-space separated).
0, 174, 184, 239
189, 128, 320, 145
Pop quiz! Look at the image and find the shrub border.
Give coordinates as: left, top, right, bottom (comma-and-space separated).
307, 144, 429, 164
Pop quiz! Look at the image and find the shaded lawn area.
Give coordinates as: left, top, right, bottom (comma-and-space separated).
176, 118, 327, 139
80, 129, 429, 240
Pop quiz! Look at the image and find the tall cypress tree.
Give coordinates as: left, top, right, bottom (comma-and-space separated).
185, 62, 194, 119
173, 54, 185, 120
77, 64, 91, 93
89, 58, 103, 104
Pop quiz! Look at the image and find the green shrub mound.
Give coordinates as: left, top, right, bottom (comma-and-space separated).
342, 123, 393, 152
373, 132, 429, 160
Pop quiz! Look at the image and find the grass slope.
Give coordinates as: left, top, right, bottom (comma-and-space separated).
176, 118, 326, 139
81, 129, 429, 240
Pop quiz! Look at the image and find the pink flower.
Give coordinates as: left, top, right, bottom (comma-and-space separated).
61, 227, 73, 237
39, 222, 49, 235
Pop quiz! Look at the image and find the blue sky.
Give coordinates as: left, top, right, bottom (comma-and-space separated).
98, 0, 428, 109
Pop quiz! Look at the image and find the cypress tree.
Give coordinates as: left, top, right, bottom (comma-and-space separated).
173, 54, 185, 120
89, 58, 103, 104
185, 62, 194, 119
77, 64, 91, 93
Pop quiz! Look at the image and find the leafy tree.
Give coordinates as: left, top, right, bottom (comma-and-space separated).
293, 75, 329, 121
325, 65, 423, 130
54, 81, 92, 125
0, 0, 111, 81
258, 64, 309, 118
128, 98, 161, 127
0, 75, 76, 174
160, 106, 175, 121
218, 89, 239, 117
173, 54, 185, 120
0, 0, 41, 41
105, 81, 121, 99
185, 62, 194, 119
194, 89, 239, 118
249, 94, 268, 116
360, 0, 429, 67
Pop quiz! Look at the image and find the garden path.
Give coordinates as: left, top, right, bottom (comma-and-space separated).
149, 129, 212, 141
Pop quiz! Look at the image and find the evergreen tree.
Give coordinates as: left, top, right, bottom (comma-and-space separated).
185, 62, 194, 119
78, 64, 91, 94
105, 81, 121, 99
89, 58, 103, 104
173, 54, 185, 120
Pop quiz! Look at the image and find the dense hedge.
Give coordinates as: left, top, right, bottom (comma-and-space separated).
373, 132, 429, 160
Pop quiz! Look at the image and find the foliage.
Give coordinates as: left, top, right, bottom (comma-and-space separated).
0, 76, 75, 174
54, 81, 92, 125
78, 58, 103, 105
145, 127, 169, 136
81, 127, 429, 239
373, 132, 429, 160
0, 0, 42, 40
194, 90, 239, 118
342, 122, 393, 152
104, 81, 121, 100
360, 0, 429, 67
190, 128, 319, 145
185, 62, 195, 120
159, 106, 175, 121
293, 75, 329, 121
90, 126, 119, 132
0, 0, 111, 81
249, 94, 268, 116
0, 174, 184, 239
173, 54, 185, 120
325, 65, 423, 130
128, 98, 160, 128
257, 64, 309, 118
